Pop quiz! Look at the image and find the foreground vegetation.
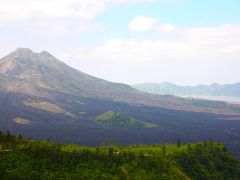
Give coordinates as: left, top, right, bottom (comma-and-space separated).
0, 131, 240, 179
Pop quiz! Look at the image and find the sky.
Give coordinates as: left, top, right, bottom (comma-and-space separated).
0, 0, 240, 85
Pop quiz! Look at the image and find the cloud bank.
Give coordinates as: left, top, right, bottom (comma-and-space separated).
0, 0, 153, 23
60, 24, 240, 84
0, 0, 153, 35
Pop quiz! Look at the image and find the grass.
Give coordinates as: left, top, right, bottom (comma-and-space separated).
95, 111, 158, 128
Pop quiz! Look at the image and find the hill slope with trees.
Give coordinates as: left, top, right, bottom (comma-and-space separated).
1, 131, 240, 180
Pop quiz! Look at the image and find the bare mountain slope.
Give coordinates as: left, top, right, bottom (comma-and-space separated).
1, 48, 240, 115
0, 48, 136, 98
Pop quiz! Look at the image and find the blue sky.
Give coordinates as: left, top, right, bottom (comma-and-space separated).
100, 0, 240, 27
0, 0, 240, 85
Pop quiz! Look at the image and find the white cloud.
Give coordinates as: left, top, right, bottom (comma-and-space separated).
0, 0, 153, 23
59, 24, 240, 84
25, 20, 69, 37
128, 16, 157, 32
129, 16, 176, 33
156, 24, 177, 33
0, 0, 153, 36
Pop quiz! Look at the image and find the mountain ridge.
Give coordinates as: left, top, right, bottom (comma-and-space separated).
132, 82, 240, 97
1, 48, 240, 115
0, 48, 138, 99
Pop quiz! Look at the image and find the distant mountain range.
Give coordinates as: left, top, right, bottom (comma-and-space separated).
1, 48, 240, 158
132, 82, 240, 97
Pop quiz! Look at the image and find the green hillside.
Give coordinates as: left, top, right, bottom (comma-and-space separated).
95, 111, 158, 128
1, 131, 240, 179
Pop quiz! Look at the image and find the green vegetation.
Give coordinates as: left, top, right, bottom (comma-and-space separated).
95, 111, 158, 128
1, 131, 240, 179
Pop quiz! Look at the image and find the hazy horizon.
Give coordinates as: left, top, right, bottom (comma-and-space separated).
0, 0, 240, 85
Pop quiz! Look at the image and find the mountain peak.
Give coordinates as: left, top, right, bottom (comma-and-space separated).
39, 50, 56, 60
6, 48, 55, 60
10, 48, 34, 57
0, 48, 63, 82
40, 50, 51, 56
0, 48, 62, 68
15, 47, 33, 53
3, 48, 37, 62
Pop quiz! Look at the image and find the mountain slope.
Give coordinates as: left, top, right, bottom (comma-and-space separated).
1, 48, 240, 115
1, 48, 240, 159
0, 48, 137, 98
133, 82, 240, 97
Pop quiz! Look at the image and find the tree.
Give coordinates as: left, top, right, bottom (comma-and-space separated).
18, 135, 22, 140
177, 138, 181, 147
6, 130, 11, 140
